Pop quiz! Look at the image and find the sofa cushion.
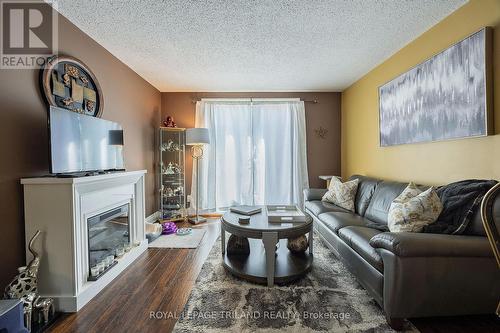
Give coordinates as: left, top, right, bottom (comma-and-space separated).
318, 211, 371, 234
338, 226, 384, 272
349, 175, 381, 216
364, 180, 409, 225
305, 200, 348, 216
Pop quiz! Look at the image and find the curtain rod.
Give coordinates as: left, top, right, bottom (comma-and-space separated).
190, 98, 318, 104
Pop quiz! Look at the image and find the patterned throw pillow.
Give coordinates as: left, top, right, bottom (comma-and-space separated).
322, 177, 359, 212
388, 183, 443, 232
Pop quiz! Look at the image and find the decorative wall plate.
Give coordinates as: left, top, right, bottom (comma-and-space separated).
40, 55, 104, 117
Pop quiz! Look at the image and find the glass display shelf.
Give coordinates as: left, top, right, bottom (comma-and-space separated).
158, 127, 186, 221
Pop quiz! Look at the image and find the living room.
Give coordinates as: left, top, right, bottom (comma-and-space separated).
0, 0, 499, 332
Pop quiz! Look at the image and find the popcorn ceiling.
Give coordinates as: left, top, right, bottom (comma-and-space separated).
52, 0, 466, 92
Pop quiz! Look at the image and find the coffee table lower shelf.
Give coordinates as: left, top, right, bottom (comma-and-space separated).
223, 238, 313, 285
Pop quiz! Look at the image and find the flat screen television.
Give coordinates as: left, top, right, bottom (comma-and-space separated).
49, 106, 125, 174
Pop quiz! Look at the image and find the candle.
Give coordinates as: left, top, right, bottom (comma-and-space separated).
90, 266, 99, 277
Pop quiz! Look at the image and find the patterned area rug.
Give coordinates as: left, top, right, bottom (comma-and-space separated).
173, 233, 418, 333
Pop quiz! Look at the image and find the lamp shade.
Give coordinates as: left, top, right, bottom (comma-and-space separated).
186, 128, 210, 145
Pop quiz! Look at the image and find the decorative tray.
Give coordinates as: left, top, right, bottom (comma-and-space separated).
266, 205, 307, 223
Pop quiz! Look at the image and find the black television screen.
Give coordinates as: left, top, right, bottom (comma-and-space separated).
49, 106, 125, 174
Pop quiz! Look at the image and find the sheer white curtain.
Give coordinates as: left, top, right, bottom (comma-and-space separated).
191, 99, 309, 211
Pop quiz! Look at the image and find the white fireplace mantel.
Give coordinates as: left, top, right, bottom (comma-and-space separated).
21, 170, 148, 312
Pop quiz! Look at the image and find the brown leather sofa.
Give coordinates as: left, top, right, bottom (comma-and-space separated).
304, 175, 500, 330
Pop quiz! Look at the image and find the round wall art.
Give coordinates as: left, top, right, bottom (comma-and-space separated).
40, 55, 104, 117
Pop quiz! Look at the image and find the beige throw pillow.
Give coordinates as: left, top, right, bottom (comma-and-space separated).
388, 183, 443, 233
322, 177, 359, 212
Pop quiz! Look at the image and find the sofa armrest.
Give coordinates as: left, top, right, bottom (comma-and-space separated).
369, 232, 493, 258
303, 188, 328, 201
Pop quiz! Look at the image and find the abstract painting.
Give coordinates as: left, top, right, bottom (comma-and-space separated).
379, 28, 491, 146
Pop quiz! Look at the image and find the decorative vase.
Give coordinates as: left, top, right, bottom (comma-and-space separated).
227, 235, 250, 255
162, 222, 177, 235
287, 235, 309, 254
4, 230, 55, 330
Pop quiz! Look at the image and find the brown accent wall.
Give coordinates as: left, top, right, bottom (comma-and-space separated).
0, 9, 161, 289
161, 92, 341, 194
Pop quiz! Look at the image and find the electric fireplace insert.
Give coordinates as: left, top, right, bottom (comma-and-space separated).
87, 204, 130, 280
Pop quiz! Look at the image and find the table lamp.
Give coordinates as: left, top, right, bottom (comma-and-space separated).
186, 128, 210, 224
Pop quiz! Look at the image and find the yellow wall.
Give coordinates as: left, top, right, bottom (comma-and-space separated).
341, 0, 500, 185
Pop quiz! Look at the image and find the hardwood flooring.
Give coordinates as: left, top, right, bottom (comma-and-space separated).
48, 219, 499, 333
48, 219, 220, 333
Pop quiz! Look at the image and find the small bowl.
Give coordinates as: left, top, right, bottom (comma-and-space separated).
239, 217, 250, 224
176, 228, 192, 236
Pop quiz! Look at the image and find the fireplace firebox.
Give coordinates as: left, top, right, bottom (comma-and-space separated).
87, 204, 130, 281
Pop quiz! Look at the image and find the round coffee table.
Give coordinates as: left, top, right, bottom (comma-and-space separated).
221, 209, 313, 287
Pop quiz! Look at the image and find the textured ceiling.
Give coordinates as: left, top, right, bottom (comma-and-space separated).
52, 0, 466, 92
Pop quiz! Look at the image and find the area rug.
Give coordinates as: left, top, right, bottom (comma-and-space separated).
148, 229, 206, 249
173, 233, 418, 333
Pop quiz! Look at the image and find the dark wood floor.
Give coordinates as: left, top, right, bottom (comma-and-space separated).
48, 219, 221, 333
48, 219, 499, 333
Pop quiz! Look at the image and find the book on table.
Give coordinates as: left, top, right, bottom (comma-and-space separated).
229, 205, 262, 215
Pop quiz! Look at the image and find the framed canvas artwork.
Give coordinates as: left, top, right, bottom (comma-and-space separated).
379, 28, 492, 147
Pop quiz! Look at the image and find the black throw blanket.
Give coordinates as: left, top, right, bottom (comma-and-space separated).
423, 179, 498, 235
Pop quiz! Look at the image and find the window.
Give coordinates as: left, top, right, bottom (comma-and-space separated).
192, 99, 309, 211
